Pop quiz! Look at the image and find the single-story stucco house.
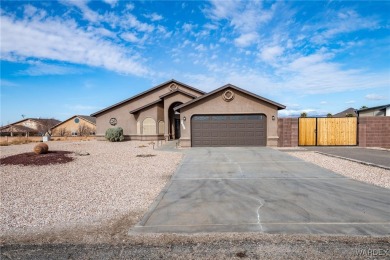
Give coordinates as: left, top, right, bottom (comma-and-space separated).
357, 104, 390, 117
91, 79, 285, 147
51, 115, 96, 136
0, 118, 60, 137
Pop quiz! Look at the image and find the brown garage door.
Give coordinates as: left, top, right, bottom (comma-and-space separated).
191, 114, 267, 147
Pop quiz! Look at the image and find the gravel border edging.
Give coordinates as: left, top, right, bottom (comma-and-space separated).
314, 151, 390, 171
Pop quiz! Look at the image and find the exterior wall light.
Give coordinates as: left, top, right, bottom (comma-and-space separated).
272, 116, 275, 121
183, 116, 186, 121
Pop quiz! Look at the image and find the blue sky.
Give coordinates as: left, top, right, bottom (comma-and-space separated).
1, 0, 389, 125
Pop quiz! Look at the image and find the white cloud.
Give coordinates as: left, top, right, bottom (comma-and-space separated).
121, 32, 142, 43
60, 0, 100, 23
278, 109, 318, 117
365, 94, 387, 100
320, 101, 327, 104
182, 23, 196, 33
121, 13, 154, 32
259, 45, 284, 62
345, 100, 355, 104
234, 33, 258, 47
102, 0, 118, 8
278, 52, 389, 94
203, 23, 218, 30
207, 0, 276, 47
17, 61, 85, 76
0, 12, 148, 76
144, 13, 163, 22
0, 79, 18, 87
309, 10, 379, 44
125, 3, 135, 11
195, 44, 206, 51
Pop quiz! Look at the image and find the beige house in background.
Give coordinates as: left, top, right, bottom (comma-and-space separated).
51, 115, 96, 136
91, 79, 285, 147
358, 104, 390, 117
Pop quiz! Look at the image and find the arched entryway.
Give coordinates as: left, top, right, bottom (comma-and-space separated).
168, 102, 183, 140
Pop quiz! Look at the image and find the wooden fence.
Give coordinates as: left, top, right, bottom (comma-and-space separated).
299, 118, 357, 146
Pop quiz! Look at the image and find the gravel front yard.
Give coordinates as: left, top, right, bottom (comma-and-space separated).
0, 140, 182, 244
286, 151, 390, 189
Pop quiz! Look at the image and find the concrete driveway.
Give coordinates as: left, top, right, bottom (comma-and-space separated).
132, 147, 390, 235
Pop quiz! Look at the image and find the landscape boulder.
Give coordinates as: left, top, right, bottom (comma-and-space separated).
33, 143, 49, 155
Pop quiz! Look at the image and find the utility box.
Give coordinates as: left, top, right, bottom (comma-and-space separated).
42, 134, 50, 142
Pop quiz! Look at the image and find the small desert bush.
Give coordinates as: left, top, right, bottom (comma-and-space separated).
105, 127, 124, 142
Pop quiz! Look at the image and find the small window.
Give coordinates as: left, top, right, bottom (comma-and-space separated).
71, 131, 78, 136
74, 118, 80, 123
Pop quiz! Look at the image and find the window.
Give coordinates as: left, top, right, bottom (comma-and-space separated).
74, 118, 80, 123
143, 118, 156, 135
158, 121, 165, 134
136, 121, 141, 135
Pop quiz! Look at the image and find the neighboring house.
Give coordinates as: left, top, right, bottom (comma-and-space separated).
358, 104, 390, 117
333, 107, 358, 117
91, 79, 285, 147
51, 115, 96, 136
0, 118, 60, 137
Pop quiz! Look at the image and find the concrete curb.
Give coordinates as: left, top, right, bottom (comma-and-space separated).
314, 151, 390, 171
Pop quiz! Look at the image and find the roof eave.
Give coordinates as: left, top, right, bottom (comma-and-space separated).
174, 84, 285, 111
129, 99, 162, 114
91, 79, 205, 116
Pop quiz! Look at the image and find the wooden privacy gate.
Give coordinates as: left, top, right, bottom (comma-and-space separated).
299, 118, 357, 146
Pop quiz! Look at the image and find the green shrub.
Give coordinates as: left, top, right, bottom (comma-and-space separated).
105, 127, 124, 142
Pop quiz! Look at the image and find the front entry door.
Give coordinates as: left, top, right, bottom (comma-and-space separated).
175, 119, 181, 139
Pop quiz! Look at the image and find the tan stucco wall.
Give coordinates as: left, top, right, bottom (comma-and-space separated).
96, 83, 200, 136
52, 117, 96, 136
178, 88, 280, 147
133, 103, 159, 135
95, 83, 203, 136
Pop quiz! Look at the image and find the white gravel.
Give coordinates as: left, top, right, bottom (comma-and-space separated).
0, 140, 182, 238
287, 151, 390, 189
